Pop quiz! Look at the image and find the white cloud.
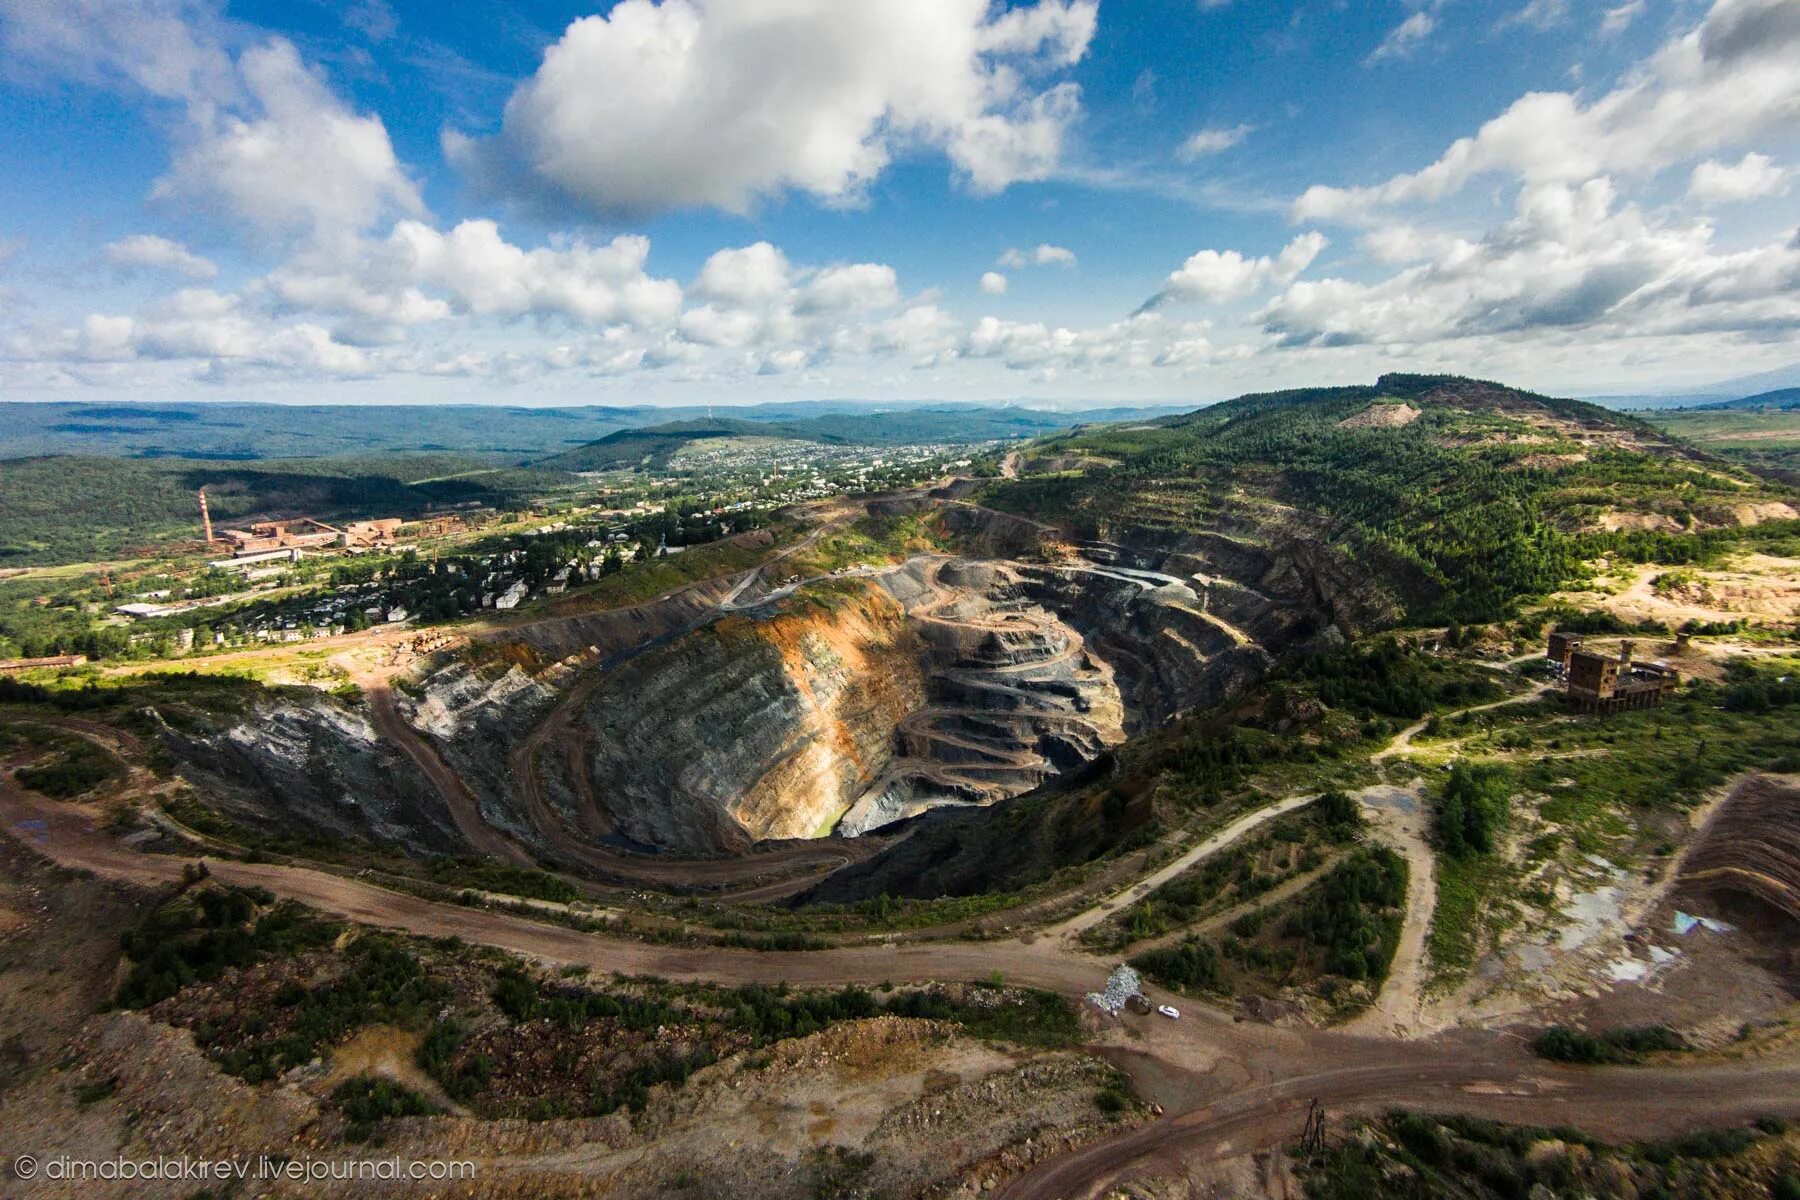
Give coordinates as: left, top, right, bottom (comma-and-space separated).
1365, 10, 1437, 66
980, 271, 1008, 295
1688, 152, 1788, 204
1601, 0, 1646, 36
0, 0, 236, 107
676, 241, 912, 354
690, 242, 792, 309
1359, 223, 1459, 265
2, 2, 420, 242
1261, 177, 1800, 349
1178, 123, 1253, 159
267, 219, 685, 338
1150, 231, 1327, 306
104, 234, 217, 278
2, 291, 373, 379
997, 243, 1078, 268
1301, 0, 1800, 221
451, 0, 1097, 218
799, 263, 901, 315
153, 39, 421, 238
1496, 0, 1569, 32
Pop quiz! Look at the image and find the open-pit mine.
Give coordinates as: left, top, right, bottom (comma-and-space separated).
163, 488, 1369, 894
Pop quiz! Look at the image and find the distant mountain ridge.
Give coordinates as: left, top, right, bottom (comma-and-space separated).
0, 399, 1191, 462
1702, 387, 1800, 411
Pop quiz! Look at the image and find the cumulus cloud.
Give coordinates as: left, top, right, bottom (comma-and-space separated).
153, 39, 421, 237
449, 0, 1097, 218
104, 234, 216, 278
1300, 0, 1800, 221
1260, 177, 1800, 349
677, 241, 907, 355
264, 219, 684, 344
980, 271, 1008, 295
1688, 152, 1788, 204
962, 310, 1227, 375
1365, 10, 1437, 66
2, 290, 373, 379
997, 243, 1077, 269
2, 1, 419, 241
1146, 232, 1327, 308
1178, 123, 1253, 159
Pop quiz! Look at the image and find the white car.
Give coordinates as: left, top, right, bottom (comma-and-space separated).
1157, 1004, 1180, 1020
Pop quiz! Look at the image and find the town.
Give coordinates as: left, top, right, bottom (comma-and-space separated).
0, 434, 1000, 665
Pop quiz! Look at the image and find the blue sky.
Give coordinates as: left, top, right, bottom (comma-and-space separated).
0, 0, 1796, 406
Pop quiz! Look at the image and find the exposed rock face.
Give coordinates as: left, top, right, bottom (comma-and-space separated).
535, 584, 928, 855
397, 658, 565, 845
158, 696, 466, 854
840, 559, 1126, 835
1679, 774, 1800, 925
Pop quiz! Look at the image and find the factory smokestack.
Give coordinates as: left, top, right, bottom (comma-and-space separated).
198, 488, 214, 544
1619, 639, 1635, 665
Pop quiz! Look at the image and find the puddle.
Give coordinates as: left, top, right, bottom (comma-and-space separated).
1556, 883, 1625, 951
1673, 911, 1735, 936
1356, 785, 1418, 815
1512, 944, 1553, 972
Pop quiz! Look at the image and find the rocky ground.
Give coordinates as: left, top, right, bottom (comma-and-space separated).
0, 866, 1142, 1199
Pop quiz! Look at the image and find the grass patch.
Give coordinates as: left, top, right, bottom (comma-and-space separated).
1131, 846, 1407, 1018
12, 728, 121, 798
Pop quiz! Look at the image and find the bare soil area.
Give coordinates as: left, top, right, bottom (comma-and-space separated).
1552, 555, 1800, 630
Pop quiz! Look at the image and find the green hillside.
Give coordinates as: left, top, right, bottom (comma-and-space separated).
982, 374, 1797, 623
537, 419, 812, 472
0, 454, 568, 566
536, 407, 1085, 472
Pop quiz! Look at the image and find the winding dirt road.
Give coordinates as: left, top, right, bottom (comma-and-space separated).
6, 780, 1799, 1196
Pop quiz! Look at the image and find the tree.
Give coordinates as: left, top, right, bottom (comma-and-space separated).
1435, 762, 1509, 858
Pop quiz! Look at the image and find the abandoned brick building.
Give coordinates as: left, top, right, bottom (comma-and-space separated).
1548, 633, 1680, 713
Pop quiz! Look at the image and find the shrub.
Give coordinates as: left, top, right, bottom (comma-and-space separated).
1532, 1026, 1613, 1064
330, 1076, 437, 1142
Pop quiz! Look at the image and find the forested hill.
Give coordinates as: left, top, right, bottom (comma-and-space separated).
983, 373, 1798, 625
0, 454, 563, 567
535, 407, 1106, 472
536, 419, 807, 472
1705, 387, 1800, 411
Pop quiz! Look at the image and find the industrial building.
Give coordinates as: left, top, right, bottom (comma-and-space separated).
212, 516, 404, 557
1550, 634, 1680, 713
0, 655, 88, 674
216, 518, 343, 556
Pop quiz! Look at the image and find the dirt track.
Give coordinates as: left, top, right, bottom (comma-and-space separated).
7, 780, 1800, 1198
1048, 792, 1321, 939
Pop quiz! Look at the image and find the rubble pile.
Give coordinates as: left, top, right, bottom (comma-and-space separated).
1086, 964, 1142, 1015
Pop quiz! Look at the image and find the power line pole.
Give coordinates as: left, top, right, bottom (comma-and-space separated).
1301, 1099, 1327, 1155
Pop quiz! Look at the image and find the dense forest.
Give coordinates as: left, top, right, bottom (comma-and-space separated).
0, 453, 564, 566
